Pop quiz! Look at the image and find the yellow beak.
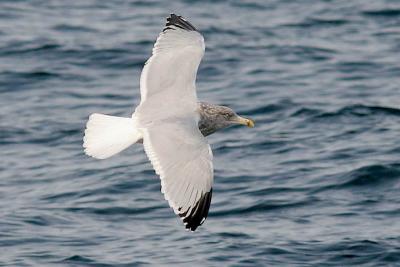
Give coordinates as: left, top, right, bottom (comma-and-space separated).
236, 115, 255, 128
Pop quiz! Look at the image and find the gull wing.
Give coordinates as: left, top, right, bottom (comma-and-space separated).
139, 14, 205, 105
142, 119, 213, 231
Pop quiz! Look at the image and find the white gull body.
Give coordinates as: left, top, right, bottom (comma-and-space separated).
83, 14, 254, 231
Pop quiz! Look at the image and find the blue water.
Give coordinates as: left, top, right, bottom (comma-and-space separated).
1, 0, 400, 266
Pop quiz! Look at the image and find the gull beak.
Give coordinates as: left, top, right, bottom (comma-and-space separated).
235, 115, 255, 128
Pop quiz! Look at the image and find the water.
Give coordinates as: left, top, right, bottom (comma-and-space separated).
1, 0, 400, 266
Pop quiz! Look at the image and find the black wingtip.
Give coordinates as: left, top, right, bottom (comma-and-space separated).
163, 14, 197, 32
179, 189, 212, 231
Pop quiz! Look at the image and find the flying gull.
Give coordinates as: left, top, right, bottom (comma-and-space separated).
83, 14, 254, 231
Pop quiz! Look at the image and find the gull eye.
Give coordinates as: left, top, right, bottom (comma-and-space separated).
224, 112, 234, 119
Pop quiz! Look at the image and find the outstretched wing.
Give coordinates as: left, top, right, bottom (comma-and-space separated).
142, 119, 213, 231
139, 14, 205, 105
136, 15, 213, 231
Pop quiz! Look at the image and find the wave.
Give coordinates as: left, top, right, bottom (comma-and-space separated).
63, 206, 162, 216
241, 186, 309, 196
362, 9, 400, 17
0, 123, 82, 146
323, 104, 400, 117
0, 70, 91, 93
313, 164, 400, 193
0, 70, 60, 80
338, 164, 400, 188
212, 197, 314, 217
61, 255, 147, 266
0, 40, 149, 72
282, 18, 349, 28
322, 240, 398, 265
0, 42, 61, 56
292, 104, 400, 122
240, 99, 295, 115
266, 44, 336, 61
52, 24, 98, 33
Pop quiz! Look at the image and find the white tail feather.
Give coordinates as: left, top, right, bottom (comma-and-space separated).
83, 113, 142, 159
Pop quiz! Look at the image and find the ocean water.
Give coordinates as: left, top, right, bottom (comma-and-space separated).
1, 0, 400, 266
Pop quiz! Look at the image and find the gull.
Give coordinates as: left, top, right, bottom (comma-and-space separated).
83, 14, 254, 231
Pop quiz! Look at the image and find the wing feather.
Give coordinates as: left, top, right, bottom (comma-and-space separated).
139, 14, 205, 106
141, 121, 213, 231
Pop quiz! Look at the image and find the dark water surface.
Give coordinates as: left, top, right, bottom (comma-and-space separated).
1, 0, 400, 266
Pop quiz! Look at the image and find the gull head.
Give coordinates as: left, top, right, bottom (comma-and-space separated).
198, 102, 255, 136
217, 106, 254, 128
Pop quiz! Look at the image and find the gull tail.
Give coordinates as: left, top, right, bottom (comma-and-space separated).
83, 113, 142, 159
